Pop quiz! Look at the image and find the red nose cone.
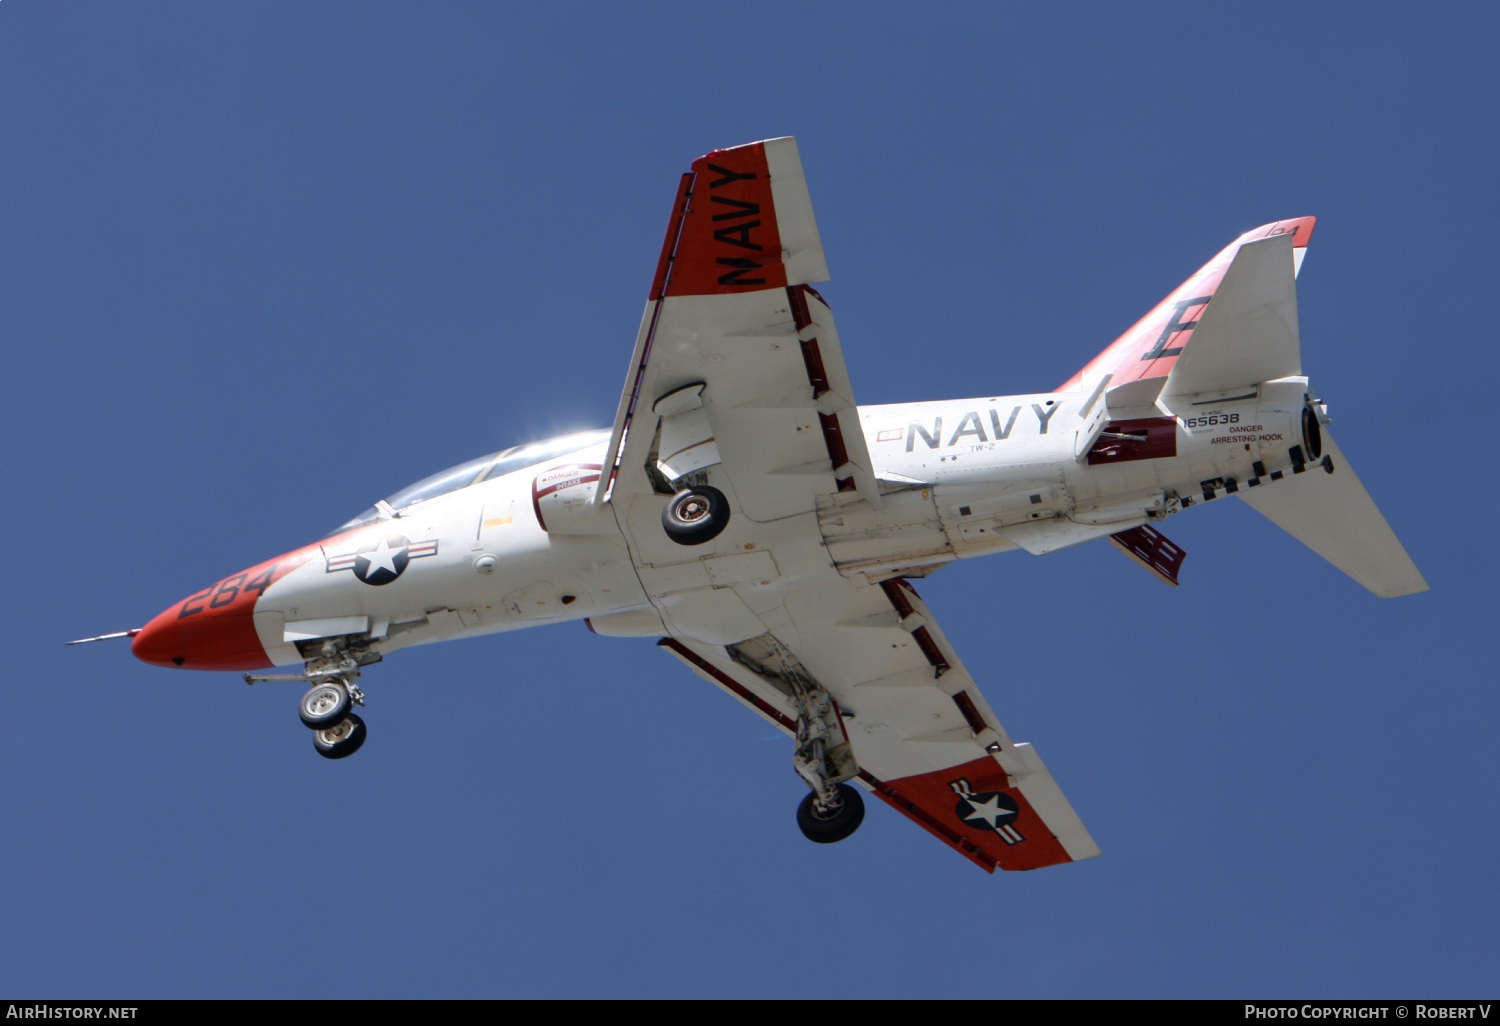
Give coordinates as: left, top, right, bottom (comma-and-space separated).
131, 556, 295, 671
130, 601, 271, 671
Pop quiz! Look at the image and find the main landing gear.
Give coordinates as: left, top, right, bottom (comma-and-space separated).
662, 484, 730, 545
788, 676, 865, 845
245, 644, 371, 760
797, 783, 865, 844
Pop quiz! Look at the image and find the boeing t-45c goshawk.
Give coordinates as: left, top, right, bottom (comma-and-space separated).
77, 138, 1427, 873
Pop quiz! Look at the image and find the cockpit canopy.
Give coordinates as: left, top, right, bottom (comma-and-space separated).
338, 429, 609, 531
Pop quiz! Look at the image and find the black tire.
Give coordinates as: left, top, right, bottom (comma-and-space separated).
313, 713, 367, 760
661, 485, 730, 546
298, 682, 352, 729
796, 783, 865, 844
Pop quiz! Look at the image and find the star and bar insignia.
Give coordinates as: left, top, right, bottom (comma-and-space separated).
949, 778, 1025, 846
325, 534, 439, 586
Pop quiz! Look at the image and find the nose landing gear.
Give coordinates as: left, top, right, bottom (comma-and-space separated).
312, 712, 367, 760
298, 681, 352, 729
297, 680, 366, 759
244, 642, 373, 760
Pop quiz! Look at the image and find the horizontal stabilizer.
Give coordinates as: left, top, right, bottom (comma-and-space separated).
1164, 233, 1301, 397
1239, 432, 1427, 598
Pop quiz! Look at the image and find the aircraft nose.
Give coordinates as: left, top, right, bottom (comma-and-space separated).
132, 562, 281, 671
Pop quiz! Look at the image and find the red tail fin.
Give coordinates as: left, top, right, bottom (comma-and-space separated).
1059, 217, 1315, 393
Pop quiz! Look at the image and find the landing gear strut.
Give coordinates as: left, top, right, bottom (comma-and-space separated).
789, 677, 864, 845
729, 636, 867, 845
245, 641, 373, 760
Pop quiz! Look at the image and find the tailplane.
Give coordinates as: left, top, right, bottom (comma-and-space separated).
1065, 216, 1423, 598
1239, 431, 1427, 598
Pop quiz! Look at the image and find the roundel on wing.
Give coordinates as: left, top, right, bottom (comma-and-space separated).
954, 791, 1020, 834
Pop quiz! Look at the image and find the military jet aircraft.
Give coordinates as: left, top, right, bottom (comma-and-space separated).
75, 137, 1426, 872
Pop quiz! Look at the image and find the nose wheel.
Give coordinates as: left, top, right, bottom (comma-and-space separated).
312, 712, 367, 760
298, 681, 367, 759
300, 680, 366, 760
298, 681, 352, 729
246, 648, 374, 760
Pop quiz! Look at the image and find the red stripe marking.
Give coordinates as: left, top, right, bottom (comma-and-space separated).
609, 292, 670, 496
533, 463, 604, 501
658, 638, 796, 731
531, 484, 547, 532
659, 438, 717, 464
650, 173, 694, 300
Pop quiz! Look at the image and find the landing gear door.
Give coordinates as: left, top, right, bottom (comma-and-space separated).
653, 383, 722, 483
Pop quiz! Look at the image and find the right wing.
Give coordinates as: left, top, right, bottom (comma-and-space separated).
596, 136, 880, 520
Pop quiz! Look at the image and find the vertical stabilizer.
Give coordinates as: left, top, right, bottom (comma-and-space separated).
1162, 233, 1301, 397
1060, 217, 1315, 394
1239, 432, 1427, 598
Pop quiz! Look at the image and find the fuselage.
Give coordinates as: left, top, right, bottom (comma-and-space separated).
131, 377, 1316, 671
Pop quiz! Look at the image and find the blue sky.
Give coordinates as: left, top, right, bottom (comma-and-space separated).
4, 3, 1496, 998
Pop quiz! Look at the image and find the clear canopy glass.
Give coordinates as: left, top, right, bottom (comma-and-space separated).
337, 429, 609, 531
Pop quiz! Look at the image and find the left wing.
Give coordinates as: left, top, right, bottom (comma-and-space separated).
660, 575, 1100, 872
596, 137, 879, 518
